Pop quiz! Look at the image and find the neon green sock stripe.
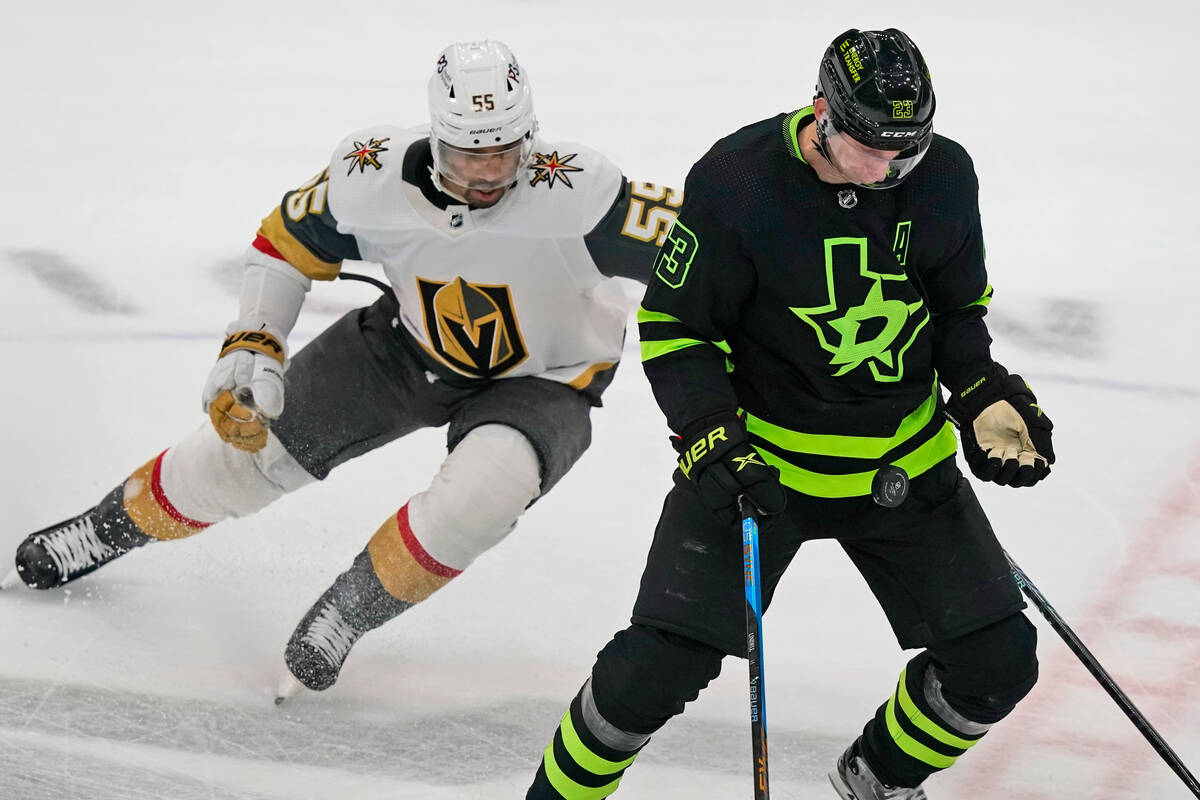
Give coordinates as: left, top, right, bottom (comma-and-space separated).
560, 712, 638, 775
636, 307, 682, 325
543, 741, 624, 799
895, 669, 980, 751
885, 694, 958, 770
640, 338, 704, 362
759, 422, 957, 498
745, 379, 939, 459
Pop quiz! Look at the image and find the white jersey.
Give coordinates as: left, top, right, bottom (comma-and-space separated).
248, 125, 681, 398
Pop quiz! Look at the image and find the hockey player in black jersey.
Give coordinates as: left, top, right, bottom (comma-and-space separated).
527, 28, 1054, 800
5, 40, 681, 701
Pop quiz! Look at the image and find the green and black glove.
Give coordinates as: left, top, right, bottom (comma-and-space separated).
946, 363, 1055, 488
674, 412, 786, 522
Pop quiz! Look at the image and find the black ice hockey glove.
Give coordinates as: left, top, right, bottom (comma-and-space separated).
674, 412, 787, 523
945, 363, 1055, 488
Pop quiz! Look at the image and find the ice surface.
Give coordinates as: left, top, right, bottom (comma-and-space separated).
2, 1, 1199, 798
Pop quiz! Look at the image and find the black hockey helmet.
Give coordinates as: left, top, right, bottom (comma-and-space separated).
815, 28, 935, 188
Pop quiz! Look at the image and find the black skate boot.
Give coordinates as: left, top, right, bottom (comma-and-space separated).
278, 549, 410, 700
12, 485, 152, 589
829, 739, 928, 800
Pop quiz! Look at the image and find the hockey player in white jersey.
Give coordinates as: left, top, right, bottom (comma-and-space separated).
6, 40, 681, 699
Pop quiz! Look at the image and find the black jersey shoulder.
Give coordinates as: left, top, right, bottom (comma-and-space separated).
685, 110, 827, 232
898, 133, 980, 217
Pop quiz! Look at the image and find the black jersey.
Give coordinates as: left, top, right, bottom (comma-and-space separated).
638, 108, 994, 499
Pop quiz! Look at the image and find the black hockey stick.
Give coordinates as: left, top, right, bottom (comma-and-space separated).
739, 496, 770, 799
1006, 553, 1200, 797
940, 410, 1199, 793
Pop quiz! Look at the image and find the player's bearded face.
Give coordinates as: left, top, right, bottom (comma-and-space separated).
437, 140, 530, 207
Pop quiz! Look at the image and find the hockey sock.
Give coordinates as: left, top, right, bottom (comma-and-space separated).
527, 679, 648, 800
860, 652, 992, 788
366, 504, 462, 603
123, 451, 214, 541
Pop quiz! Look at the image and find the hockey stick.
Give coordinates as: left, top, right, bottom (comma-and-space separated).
1006, 553, 1200, 797
739, 496, 770, 799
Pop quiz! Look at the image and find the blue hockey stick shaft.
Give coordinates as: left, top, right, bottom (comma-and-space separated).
740, 496, 770, 799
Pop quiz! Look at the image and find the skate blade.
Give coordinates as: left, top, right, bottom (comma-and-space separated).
0, 569, 23, 591
274, 672, 304, 706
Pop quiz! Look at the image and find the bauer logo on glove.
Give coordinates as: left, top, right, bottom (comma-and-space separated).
946, 363, 1055, 488
677, 425, 730, 478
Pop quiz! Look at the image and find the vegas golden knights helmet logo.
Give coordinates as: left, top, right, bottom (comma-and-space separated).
417, 276, 528, 378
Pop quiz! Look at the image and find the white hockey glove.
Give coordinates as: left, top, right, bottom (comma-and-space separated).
202, 329, 287, 452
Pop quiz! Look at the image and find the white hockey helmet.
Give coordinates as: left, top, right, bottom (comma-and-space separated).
428, 40, 538, 192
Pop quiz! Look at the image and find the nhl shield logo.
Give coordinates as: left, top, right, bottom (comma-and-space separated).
417, 277, 528, 378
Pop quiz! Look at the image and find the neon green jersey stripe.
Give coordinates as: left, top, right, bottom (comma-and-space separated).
636, 307, 682, 325
895, 669, 979, 751
961, 285, 993, 309
885, 694, 958, 769
758, 421, 957, 498
543, 742, 624, 800
744, 380, 939, 459
560, 712, 638, 775
641, 338, 704, 362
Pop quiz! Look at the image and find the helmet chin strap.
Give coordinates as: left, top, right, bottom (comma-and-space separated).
430, 167, 471, 204
812, 123, 855, 186
812, 115, 844, 176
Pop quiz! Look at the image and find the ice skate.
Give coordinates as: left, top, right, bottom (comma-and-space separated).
829, 740, 928, 800
13, 487, 151, 589
277, 549, 410, 699
282, 597, 367, 693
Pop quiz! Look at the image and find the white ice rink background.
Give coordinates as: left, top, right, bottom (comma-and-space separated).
2, 1, 1199, 797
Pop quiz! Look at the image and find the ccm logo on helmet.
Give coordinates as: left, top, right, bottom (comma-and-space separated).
880, 130, 920, 138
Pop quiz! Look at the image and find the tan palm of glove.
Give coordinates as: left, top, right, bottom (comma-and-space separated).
946, 364, 1054, 488
971, 399, 1049, 484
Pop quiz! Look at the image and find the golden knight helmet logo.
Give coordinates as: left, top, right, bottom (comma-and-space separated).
417, 276, 528, 378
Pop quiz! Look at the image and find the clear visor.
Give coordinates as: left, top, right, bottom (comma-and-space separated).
435, 137, 533, 192
820, 116, 930, 189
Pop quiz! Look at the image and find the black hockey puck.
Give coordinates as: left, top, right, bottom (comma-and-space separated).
872, 466, 909, 508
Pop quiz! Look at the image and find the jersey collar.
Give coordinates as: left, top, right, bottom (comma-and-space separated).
783, 106, 816, 163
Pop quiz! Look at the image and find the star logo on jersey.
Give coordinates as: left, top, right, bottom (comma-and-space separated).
790, 235, 928, 383
342, 137, 390, 175
416, 276, 529, 378
529, 151, 583, 189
